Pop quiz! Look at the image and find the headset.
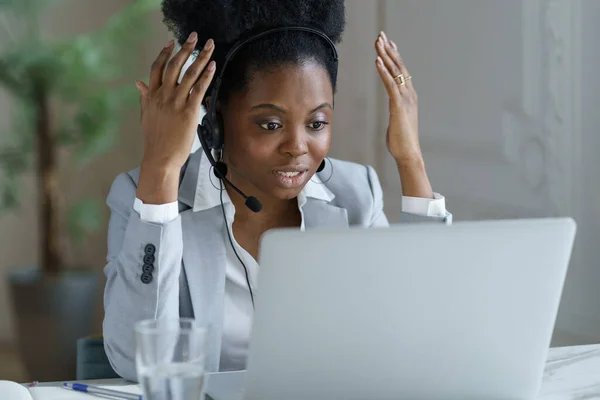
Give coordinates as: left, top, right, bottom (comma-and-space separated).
196, 26, 339, 308
196, 26, 339, 213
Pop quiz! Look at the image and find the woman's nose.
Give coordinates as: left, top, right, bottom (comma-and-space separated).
280, 128, 308, 158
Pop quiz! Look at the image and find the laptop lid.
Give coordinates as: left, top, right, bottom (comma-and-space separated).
244, 218, 576, 400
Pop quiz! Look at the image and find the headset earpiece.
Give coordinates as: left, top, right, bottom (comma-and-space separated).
211, 111, 224, 150
201, 96, 225, 150
200, 111, 225, 150
199, 115, 214, 148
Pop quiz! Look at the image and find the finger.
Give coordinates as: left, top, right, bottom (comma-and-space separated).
135, 81, 150, 98
387, 39, 414, 91
149, 40, 175, 91
136, 80, 149, 100
378, 38, 414, 92
178, 38, 215, 97
136, 80, 149, 120
188, 61, 217, 111
163, 32, 199, 88
376, 36, 403, 84
380, 30, 390, 44
379, 31, 402, 71
375, 56, 401, 105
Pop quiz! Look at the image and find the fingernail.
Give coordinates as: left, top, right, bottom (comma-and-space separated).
376, 56, 383, 65
187, 32, 197, 43
165, 39, 174, 48
391, 40, 397, 50
207, 61, 216, 71
135, 80, 140, 89
203, 38, 214, 51
380, 31, 388, 41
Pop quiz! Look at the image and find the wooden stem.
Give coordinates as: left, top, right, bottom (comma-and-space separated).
34, 82, 62, 274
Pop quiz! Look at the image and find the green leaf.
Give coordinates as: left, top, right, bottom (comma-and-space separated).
0, 146, 28, 174
0, 105, 34, 174
0, 175, 20, 212
67, 198, 103, 244
71, 90, 119, 162
55, 35, 121, 89
0, 0, 20, 7
56, 123, 77, 146
0, 56, 26, 96
0, 40, 67, 96
0, 0, 64, 13
9, 100, 36, 145
69, 84, 137, 163
0, 0, 34, 10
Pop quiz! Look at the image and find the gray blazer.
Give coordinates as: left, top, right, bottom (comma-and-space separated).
102, 149, 450, 381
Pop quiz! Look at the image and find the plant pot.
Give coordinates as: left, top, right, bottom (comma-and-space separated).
8, 267, 99, 382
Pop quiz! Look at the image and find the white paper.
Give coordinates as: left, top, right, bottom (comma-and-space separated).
0, 380, 33, 400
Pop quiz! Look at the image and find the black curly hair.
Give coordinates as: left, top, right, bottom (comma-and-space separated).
161, 0, 346, 106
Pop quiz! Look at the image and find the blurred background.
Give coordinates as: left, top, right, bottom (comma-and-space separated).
0, 0, 598, 383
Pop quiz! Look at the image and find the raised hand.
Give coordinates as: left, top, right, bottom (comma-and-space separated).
135, 32, 216, 204
375, 31, 421, 166
375, 31, 433, 199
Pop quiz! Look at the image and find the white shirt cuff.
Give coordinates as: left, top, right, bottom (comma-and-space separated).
402, 192, 447, 218
133, 198, 179, 224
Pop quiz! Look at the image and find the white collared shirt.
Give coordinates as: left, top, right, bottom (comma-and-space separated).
133, 150, 447, 371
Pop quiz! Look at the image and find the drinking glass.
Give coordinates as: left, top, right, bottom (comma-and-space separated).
135, 318, 207, 400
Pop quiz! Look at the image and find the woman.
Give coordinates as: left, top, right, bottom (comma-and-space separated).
103, 0, 451, 381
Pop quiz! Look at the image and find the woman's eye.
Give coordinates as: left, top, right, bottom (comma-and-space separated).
260, 122, 281, 131
310, 121, 329, 131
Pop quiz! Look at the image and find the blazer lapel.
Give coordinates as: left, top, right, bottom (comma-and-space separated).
303, 198, 349, 229
180, 206, 227, 371
178, 150, 202, 210
181, 206, 226, 320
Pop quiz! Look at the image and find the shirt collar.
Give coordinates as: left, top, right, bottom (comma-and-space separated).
189, 146, 335, 212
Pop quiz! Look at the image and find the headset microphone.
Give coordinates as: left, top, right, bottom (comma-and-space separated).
213, 160, 262, 212
197, 124, 263, 213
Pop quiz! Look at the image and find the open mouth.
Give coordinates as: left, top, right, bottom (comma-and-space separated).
272, 169, 308, 188
275, 171, 302, 178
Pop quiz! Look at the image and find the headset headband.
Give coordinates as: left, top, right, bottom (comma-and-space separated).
207, 26, 339, 117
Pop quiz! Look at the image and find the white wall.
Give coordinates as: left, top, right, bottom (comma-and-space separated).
332, 0, 598, 345
558, 0, 600, 343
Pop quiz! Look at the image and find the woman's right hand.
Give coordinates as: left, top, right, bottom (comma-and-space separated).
135, 32, 216, 204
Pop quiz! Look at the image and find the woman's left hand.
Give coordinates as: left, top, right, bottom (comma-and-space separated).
375, 31, 422, 166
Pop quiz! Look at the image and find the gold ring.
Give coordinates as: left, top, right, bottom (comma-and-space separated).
393, 74, 412, 86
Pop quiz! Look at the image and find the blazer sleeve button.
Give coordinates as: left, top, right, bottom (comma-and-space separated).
141, 272, 153, 284
144, 244, 156, 255
142, 264, 154, 274
143, 254, 155, 265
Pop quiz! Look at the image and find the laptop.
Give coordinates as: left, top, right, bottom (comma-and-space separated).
205, 218, 576, 400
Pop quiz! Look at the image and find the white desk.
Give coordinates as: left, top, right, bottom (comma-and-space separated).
539, 344, 600, 399
37, 344, 600, 399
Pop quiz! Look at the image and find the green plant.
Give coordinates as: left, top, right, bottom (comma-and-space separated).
0, 0, 160, 273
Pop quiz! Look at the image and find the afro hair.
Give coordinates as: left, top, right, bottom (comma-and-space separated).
161, 0, 346, 103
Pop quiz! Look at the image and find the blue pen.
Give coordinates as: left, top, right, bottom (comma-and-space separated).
63, 382, 142, 400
